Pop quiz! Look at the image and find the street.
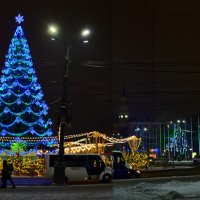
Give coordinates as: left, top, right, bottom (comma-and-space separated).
1, 176, 200, 200
0, 184, 113, 200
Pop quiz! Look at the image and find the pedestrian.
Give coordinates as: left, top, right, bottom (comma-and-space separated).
1, 160, 16, 188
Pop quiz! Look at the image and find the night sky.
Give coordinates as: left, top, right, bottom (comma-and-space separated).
0, 0, 200, 134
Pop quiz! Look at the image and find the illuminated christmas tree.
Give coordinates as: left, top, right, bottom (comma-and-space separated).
0, 14, 53, 154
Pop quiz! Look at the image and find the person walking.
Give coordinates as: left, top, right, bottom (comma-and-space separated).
1, 160, 16, 188
1, 160, 8, 188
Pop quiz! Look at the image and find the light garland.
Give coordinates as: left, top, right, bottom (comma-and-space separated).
0, 131, 141, 144
0, 14, 53, 151
0, 155, 46, 176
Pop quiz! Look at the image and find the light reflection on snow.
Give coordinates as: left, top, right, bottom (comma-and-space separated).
114, 181, 200, 200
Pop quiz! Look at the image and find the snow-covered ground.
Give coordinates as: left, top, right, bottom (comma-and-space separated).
114, 180, 200, 200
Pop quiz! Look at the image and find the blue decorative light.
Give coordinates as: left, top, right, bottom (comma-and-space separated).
0, 15, 53, 151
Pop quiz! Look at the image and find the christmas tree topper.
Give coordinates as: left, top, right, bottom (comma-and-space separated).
15, 14, 24, 24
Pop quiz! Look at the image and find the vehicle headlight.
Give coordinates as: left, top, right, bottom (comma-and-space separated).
136, 171, 140, 174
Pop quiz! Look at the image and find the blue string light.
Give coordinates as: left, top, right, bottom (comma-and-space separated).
0, 15, 53, 151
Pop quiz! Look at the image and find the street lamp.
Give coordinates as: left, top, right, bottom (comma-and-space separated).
48, 25, 90, 184
81, 28, 90, 37
48, 25, 58, 34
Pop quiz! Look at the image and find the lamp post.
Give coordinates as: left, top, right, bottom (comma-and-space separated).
48, 25, 90, 184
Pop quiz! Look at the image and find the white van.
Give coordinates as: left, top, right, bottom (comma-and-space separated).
45, 154, 112, 183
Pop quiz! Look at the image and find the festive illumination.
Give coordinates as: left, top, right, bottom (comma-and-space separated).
122, 150, 149, 170
0, 131, 141, 144
0, 130, 140, 155
15, 14, 24, 24
166, 122, 189, 160
0, 130, 142, 176
61, 131, 141, 154
0, 14, 53, 153
0, 156, 45, 176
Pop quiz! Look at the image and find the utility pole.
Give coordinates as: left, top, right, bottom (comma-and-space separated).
48, 26, 90, 184
53, 46, 71, 184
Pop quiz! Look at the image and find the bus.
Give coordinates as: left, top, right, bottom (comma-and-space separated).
45, 154, 112, 183
101, 151, 141, 179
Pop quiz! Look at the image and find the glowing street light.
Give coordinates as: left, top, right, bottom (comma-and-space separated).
48, 25, 58, 35
48, 24, 91, 185
48, 25, 90, 42
81, 28, 90, 37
